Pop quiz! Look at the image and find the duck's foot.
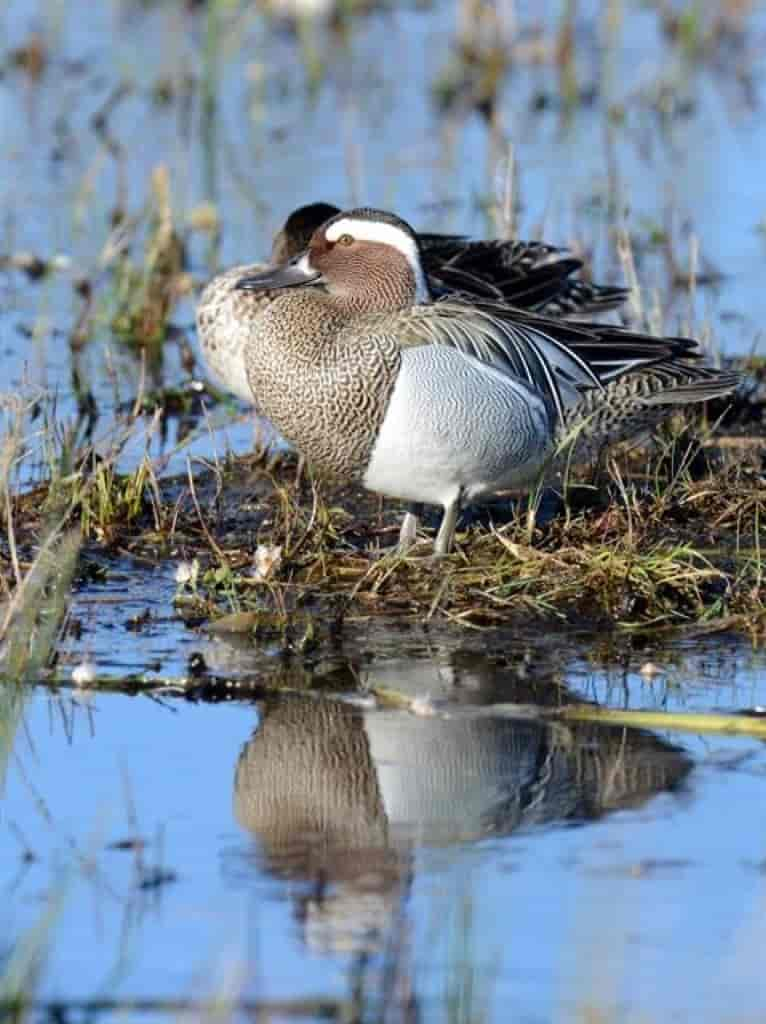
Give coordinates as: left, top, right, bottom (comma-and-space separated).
397, 510, 419, 553
433, 497, 461, 557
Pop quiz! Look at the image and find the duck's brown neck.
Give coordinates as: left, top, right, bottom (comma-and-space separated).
318, 281, 415, 317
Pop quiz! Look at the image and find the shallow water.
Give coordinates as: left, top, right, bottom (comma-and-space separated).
2, 0, 766, 1019
4, 629, 766, 1020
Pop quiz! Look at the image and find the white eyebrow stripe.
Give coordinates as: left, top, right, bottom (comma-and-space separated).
325, 217, 430, 303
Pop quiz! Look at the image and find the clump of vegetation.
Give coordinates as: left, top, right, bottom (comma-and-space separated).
163, 424, 765, 638
110, 167, 189, 352
432, 0, 512, 120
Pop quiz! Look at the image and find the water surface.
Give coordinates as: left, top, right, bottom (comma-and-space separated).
3, 626, 766, 1020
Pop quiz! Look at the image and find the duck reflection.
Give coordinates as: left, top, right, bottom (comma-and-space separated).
232, 659, 691, 953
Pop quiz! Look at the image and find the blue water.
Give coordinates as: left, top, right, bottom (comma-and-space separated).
3, 631, 766, 1020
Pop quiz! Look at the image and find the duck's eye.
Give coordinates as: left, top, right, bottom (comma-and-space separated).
337, 233, 354, 246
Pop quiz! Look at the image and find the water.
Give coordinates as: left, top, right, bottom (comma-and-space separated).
1, 0, 766, 1019
4, 629, 766, 1020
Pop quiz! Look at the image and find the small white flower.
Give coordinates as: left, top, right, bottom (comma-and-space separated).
72, 661, 97, 686
175, 559, 199, 586
251, 544, 282, 581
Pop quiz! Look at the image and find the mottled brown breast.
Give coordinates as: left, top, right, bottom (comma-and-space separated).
243, 291, 401, 480
196, 265, 274, 352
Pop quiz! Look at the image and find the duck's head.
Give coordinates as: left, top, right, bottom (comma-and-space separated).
269, 201, 340, 263
238, 207, 431, 311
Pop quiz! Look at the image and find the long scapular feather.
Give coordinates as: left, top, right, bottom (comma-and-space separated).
629, 369, 743, 405
350, 298, 740, 429
355, 301, 606, 423
418, 235, 629, 314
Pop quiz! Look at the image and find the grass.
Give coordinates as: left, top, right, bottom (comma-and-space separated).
160, 424, 765, 637
0, 407, 81, 1024
0, 886, 68, 1023
109, 166, 188, 352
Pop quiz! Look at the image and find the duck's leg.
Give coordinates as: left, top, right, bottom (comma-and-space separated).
433, 494, 462, 557
294, 453, 306, 489
398, 502, 423, 553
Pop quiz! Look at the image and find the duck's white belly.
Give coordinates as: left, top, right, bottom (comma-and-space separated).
363, 346, 551, 508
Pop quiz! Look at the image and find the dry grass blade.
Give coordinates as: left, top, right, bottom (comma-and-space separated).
0, 880, 68, 1014
0, 529, 81, 685
552, 704, 766, 740
369, 687, 766, 741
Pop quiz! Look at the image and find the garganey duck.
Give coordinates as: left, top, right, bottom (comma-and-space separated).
234, 208, 739, 555
197, 201, 627, 404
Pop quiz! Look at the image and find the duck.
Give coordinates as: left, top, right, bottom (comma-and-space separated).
234, 207, 740, 556
197, 203, 340, 403
196, 201, 627, 405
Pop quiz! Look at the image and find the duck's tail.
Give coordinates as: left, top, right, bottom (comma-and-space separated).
554, 363, 742, 465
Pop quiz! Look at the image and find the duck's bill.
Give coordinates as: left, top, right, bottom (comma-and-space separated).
236, 253, 323, 291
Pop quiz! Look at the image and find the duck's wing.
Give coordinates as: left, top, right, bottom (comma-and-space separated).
419, 235, 628, 315
352, 300, 719, 426
418, 234, 559, 273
